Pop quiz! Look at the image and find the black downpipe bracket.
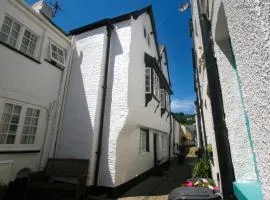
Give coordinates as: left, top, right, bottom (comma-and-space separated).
94, 23, 114, 187
197, 2, 235, 198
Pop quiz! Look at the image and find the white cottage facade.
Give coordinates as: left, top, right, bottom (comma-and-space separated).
0, 0, 72, 184
56, 6, 173, 192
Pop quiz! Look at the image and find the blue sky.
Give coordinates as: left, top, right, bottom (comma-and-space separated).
27, 0, 194, 113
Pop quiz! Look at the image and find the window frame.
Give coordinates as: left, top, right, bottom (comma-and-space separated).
139, 128, 149, 153
0, 15, 22, 49
20, 28, 38, 58
49, 41, 66, 66
145, 67, 152, 94
0, 14, 39, 60
160, 89, 165, 108
0, 100, 42, 151
153, 70, 160, 100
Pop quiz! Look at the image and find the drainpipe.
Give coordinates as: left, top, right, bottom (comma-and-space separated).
197, 1, 235, 198
168, 96, 172, 163
93, 23, 114, 187
52, 36, 76, 158
191, 48, 204, 149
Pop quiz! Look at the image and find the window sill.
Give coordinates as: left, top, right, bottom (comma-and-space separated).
0, 40, 41, 64
233, 182, 263, 200
0, 149, 40, 154
44, 59, 64, 70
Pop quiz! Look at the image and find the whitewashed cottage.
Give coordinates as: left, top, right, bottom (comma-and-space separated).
56, 6, 173, 195
0, 0, 72, 184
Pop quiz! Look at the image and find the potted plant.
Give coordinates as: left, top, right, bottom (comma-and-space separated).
207, 144, 213, 158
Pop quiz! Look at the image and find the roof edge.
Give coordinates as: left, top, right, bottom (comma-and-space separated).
68, 6, 152, 36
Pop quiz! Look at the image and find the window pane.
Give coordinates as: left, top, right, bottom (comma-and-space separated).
8, 38, 16, 47
0, 134, 6, 144
4, 17, 12, 26
0, 123, 8, 133
11, 30, 19, 39
52, 52, 58, 60
1, 24, 11, 34
20, 45, 27, 54
6, 135, 15, 144
23, 126, 30, 135
26, 108, 33, 116
13, 105, 21, 114
24, 117, 31, 125
32, 109, 40, 117
1, 114, 11, 123
20, 135, 28, 144
9, 125, 17, 133
13, 22, 20, 32
31, 118, 38, 126
4, 103, 13, 113
22, 37, 29, 46
30, 127, 37, 135
0, 32, 8, 43
10, 115, 20, 124
28, 136, 35, 144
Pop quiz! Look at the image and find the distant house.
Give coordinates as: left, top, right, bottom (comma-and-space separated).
56, 6, 173, 194
0, 0, 72, 184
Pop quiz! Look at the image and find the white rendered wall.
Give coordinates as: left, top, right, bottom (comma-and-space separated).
58, 26, 107, 186
191, 0, 221, 188
0, 0, 71, 182
211, 0, 270, 198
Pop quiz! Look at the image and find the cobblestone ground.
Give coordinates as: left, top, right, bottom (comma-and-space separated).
115, 156, 196, 200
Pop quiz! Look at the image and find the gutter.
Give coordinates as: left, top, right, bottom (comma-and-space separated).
93, 23, 114, 186
53, 36, 76, 157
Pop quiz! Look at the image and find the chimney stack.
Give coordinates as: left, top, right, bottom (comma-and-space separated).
32, 0, 55, 20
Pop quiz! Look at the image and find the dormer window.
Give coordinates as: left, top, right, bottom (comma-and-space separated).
49, 42, 65, 66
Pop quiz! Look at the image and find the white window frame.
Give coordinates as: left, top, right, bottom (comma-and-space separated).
0, 14, 39, 59
161, 134, 167, 151
0, 99, 43, 151
49, 42, 66, 66
145, 68, 151, 94
0, 15, 22, 48
153, 71, 160, 99
160, 89, 165, 108
20, 28, 38, 58
166, 91, 170, 110
140, 129, 149, 153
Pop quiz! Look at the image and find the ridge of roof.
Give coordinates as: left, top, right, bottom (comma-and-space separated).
68, 5, 152, 35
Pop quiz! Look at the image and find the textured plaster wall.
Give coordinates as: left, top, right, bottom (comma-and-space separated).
212, 0, 270, 198
211, 0, 257, 183
58, 26, 107, 185
191, 0, 221, 189
0, 0, 70, 182
98, 21, 130, 187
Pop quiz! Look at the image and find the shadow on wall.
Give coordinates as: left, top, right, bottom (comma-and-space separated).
57, 47, 93, 159
215, 2, 234, 66
98, 26, 124, 187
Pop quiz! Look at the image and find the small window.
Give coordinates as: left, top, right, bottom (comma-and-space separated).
147, 33, 151, 46
160, 89, 165, 108
50, 42, 65, 66
153, 71, 159, 99
143, 27, 147, 38
20, 108, 40, 144
0, 16, 21, 48
145, 68, 151, 93
166, 91, 170, 110
140, 129, 149, 153
20, 29, 38, 58
0, 103, 22, 144
161, 134, 167, 151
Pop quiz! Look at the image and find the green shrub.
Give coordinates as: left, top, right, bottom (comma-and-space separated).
192, 159, 211, 178
0, 182, 8, 200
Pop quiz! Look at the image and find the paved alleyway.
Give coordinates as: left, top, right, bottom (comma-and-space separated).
116, 157, 196, 200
